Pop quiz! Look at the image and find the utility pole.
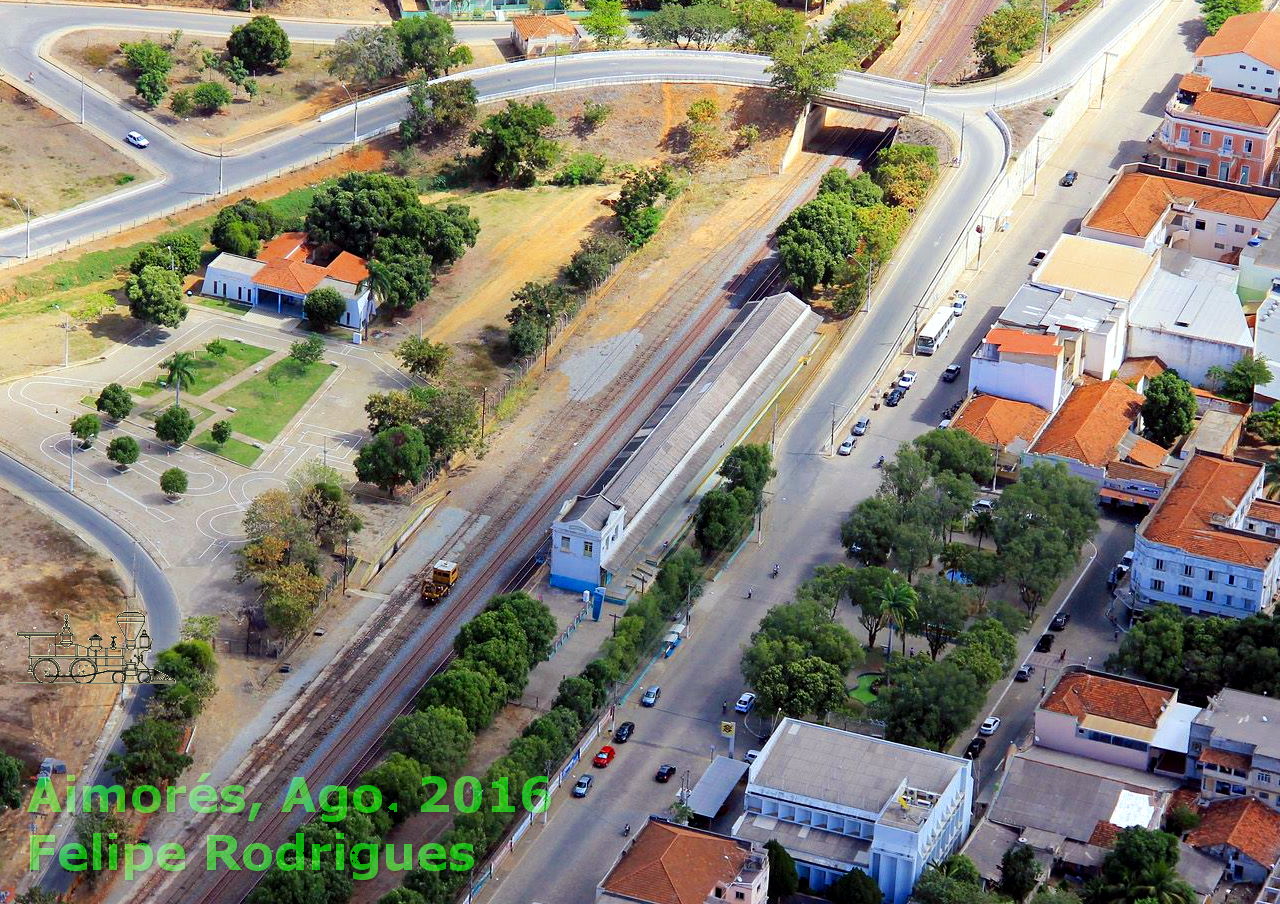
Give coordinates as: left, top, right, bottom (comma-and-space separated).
864, 258, 875, 312
218, 142, 224, 194
959, 112, 966, 163
62, 312, 70, 368
922, 58, 943, 116
830, 401, 838, 454
9, 197, 31, 259
480, 386, 487, 440
1040, 0, 1049, 62
68, 433, 75, 493
79, 73, 85, 124
1100, 52, 1116, 105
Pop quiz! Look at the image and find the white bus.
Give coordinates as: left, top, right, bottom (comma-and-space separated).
914, 308, 955, 355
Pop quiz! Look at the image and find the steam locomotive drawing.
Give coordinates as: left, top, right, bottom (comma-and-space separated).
18, 608, 173, 685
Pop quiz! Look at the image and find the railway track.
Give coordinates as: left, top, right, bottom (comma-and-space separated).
141, 121, 883, 904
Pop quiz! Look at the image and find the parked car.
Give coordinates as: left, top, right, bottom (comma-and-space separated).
1121, 551, 1134, 569
965, 737, 987, 759
1050, 612, 1070, 631
572, 775, 593, 797
125, 131, 150, 148
838, 437, 856, 456
885, 387, 906, 407
979, 716, 1001, 736
972, 499, 995, 515
1015, 664, 1035, 682
641, 685, 661, 707
1030, 249, 1049, 267
952, 293, 968, 316
593, 745, 616, 768
938, 419, 952, 430
898, 370, 919, 390
1035, 633, 1055, 653
735, 692, 757, 713
614, 721, 635, 743
1060, 170, 1079, 187
942, 364, 962, 383
852, 417, 871, 436
744, 750, 761, 764
655, 764, 676, 783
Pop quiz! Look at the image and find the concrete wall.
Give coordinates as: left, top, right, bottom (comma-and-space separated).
203, 266, 257, 306
969, 354, 1061, 410
1033, 708, 1150, 770
1127, 326, 1251, 388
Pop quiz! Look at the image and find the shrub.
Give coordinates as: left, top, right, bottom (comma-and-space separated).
192, 81, 232, 114
582, 100, 611, 129
552, 153, 607, 186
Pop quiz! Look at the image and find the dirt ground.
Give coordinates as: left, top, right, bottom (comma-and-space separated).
0, 487, 128, 888
1001, 98, 1062, 157
0, 83, 148, 231
52, 31, 339, 148
54, 0, 396, 21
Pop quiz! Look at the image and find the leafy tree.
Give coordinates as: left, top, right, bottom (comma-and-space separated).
939, 854, 982, 886
136, 69, 168, 108
395, 335, 453, 380
154, 405, 195, 447
720, 444, 774, 502
327, 25, 405, 86
913, 428, 994, 483
973, 0, 1042, 73
767, 38, 853, 104
849, 567, 906, 648
96, 383, 134, 421
305, 172, 438, 257
469, 101, 559, 185
554, 676, 602, 724
228, 16, 291, 71
871, 657, 985, 749
180, 615, 220, 643
359, 753, 424, 826
130, 233, 202, 277
170, 88, 194, 117
871, 143, 939, 209
1141, 371, 1195, 447
192, 81, 232, 113
392, 14, 472, 77
827, 867, 884, 904
841, 497, 896, 564
620, 205, 665, 247
367, 237, 435, 312
125, 265, 188, 328
106, 718, 192, 787
290, 334, 326, 366
379, 889, 427, 904
912, 576, 970, 659
695, 485, 754, 552
1162, 803, 1200, 835
565, 235, 627, 290
1086, 828, 1194, 904
211, 198, 282, 255
71, 414, 101, 448
488, 592, 557, 662
776, 191, 860, 295
387, 706, 473, 777
15, 887, 61, 904
0, 751, 22, 809
820, 168, 884, 206
915, 868, 1005, 904
304, 287, 347, 331
160, 467, 189, 498
825, 0, 897, 62
75, 810, 130, 884
735, 0, 806, 53
1203, 0, 1261, 33
765, 840, 800, 900
582, 100, 612, 129
553, 152, 608, 186
417, 663, 505, 731
354, 426, 430, 496
107, 435, 140, 469
1247, 403, 1280, 444
363, 384, 481, 458
120, 40, 173, 75
582, 0, 629, 47
163, 351, 197, 406
1000, 843, 1042, 901
296, 481, 361, 547
400, 77, 478, 143
1207, 353, 1273, 403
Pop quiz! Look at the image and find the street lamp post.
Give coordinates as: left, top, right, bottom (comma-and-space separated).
79, 73, 85, 124
1100, 52, 1118, 105
9, 197, 31, 259
338, 83, 358, 145
68, 431, 76, 493
219, 142, 225, 195
921, 58, 943, 116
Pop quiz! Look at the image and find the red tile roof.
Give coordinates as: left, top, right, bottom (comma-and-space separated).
511, 14, 580, 40
324, 250, 369, 285
1084, 172, 1277, 239
1200, 746, 1252, 771
241, 232, 369, 297
1248, 498, 1280, 523
1188, 797, 1280, 868
1126, 438, 1169, 469
259, 231, 309, 263
1197, 12, 1280, 69
1042, 672, 1173, 728
1143, 453, 1277, 567
984, 328, 1062, 357
600, 821, 752, 904
1030, 380, 1146, 469
1118, 356, 1168, 385
1180, 73, 1213, 93
1106, 460, 1173, 487
253, 259, 329, 295
1089, 821, 1123, 847
952, 395, 1051, 448
1192, 90, 1280, 128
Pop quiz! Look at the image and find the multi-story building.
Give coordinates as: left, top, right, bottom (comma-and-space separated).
1190, 688, 1280, 810
1187, 797, 1280, 883
968, 328, 1069, 412
1131, 451, 1280, 618
597, 818, 769, 904
1193, 12, 1280, 101
731, 719, 972, 904
1155, 77, 1280, 187
1024, 379, 1157, 486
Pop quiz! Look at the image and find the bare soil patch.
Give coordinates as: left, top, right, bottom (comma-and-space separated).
52, 0, 395, 23
51, 31, 339, 148
1002, 98, 1062, 157
0, 487, 128, 887
0, 82, 148, 231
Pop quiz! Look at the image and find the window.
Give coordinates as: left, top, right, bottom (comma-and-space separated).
1184, 564, 1195, 576
1151, 579, 1165, 592
1215, 241, 1227, 249
1228, 574, 1237, 586
1206, 590, 1215, 602
1206, 570, 1216, 581
1259, 772, 1273, 783
582, 541, 594, 556
1270, 527, 1279, 538
1225, 595, 1234, 606
1154, 559, 1166, 571
1197, 165, 1209, 177
736, 894, 746, 901
1241, 165, 1252, 183
1176, 161, 1188, 174
559, 536, 570, 552
1223, 135, 1234, 152
1245, 140, 1254, 153
1180, 126, 1191, 143
1219, 162, 1231, 180
1268, 69, 1276, 74
1216, 223, 1228, 235
1179, 585, 1193, 597
1201, 131, 1213, 145
1236, 224, 1247, 233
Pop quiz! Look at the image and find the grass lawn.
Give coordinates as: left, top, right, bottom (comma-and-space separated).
850, 672, 883, 706
182, 339, 273, 396
192, 431, 261, 468
213, 359, 333, 443
194, 297, 251, 317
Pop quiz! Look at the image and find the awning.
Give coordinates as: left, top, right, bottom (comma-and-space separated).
687, 756, 748, 819
1099, 487, 1155, 505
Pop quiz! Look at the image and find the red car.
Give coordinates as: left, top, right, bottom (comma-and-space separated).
593, 745, 616, 768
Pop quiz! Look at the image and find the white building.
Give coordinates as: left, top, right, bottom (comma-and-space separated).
732, 720, 972, 904
1251, 287, 1280, 405
509, 14, 581, 56
1194, 12, 1280, 101
1131, 451, 1280, 617
968, 328, 1069, 412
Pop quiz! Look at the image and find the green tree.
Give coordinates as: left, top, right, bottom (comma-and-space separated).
820, 168, 884, 206
1000, 843, 1042, 901
417, 663, 505, 731
160, 467, 189, 498
912, 576, 970, 659
210, 420, 232, 445
973, 0, 1042, 73
379, 890, 427, 904
305, 172, 421, 257
488, 591, 557, 662
765, 840, 800, 900
163, 351, 197, 406
71, 414, 101, 449
107, 435, 140, 470
694, 485, 754, 552
354, 426, 430, 496
582, 0, 629, 47
304, 287, 347, 331
825, 0, 897, 62
228, 16, 291, 71
877, 579, 918, 655
192, 81, 233, 113
827, 867, 884, 904
735, 0, 806, 53
1141, 371, 1196, 447
15, 887, 61, 904
767, 38, 853, 104
1162, 803, 1200, 835
366, 238, 435, 312
211, 197, 282, 255
359, 753, 424, 826
0, 751, 23, 809
871, 143, 939, 208
582, 100, 612, 129
130, 233, 202, 277
1086, 828, 1195, 904
913, 428, 994, 483
387, 706, 473, 777
125, 265, 188, 328
135, 69, 168, 108
400, 77, 478, 143
96, 383, 134, 421
841, 497, 897, 564
120, 39, 173, 75
393, 14, 472, 77
849, 567, 905, 648
939, 854, 982, 885
1203, 0, 1261, 33
328, 25, 406, 85
154, 405, 195, 447
296, 481, 361, 548
915, 867, 1005, 904
170, 88, 194, 116
75, 810, 130, 884
106, 718, 192, 788
871, 658, 985, 749
469, 100, 559, 185
290, 334, 326, 366
720, 443, 774, 503
1207, 353, 1273, 403
396, 335, 452, 379
620, 205, 665, 247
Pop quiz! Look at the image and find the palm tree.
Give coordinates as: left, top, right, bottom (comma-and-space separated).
361, 261, 397, 320
1089, 863, 1195, 904
971, 510, 996, 549
876, 580, 918, 657
163, 352, 197, 406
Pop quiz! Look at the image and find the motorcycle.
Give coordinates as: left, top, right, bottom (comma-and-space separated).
771, 564, 779, 578
876, 456, 885, 468
622, 823, 631, 837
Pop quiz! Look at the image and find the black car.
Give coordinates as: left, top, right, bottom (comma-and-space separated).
655, 764, 676, 783
885, 387, 906, 407
1050, 612, 1070, 631
1035, 632, 1055, 653
964, 737, 987, 759
1060, 170, 1079, 187
942, 364, 962, 383
1015, 664, 1034, 682
614, 721, 635, 743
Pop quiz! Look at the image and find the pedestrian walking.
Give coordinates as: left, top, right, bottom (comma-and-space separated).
1114, 629, 1120, 641
1059, 648, 1066, 662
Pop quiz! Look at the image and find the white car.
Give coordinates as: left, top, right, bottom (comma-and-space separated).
852, 417, 871, 436
125, 131, 150, 148
744, 749, 761, 764
838, 437, 856, 456
897, 370, 918, 390
979, 716, 1001, 736
735, 692, 756, 713
972, 499, 995, 515
951, 292, 968, 316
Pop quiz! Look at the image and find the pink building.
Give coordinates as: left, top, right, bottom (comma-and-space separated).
1155, 75, 1280, 187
